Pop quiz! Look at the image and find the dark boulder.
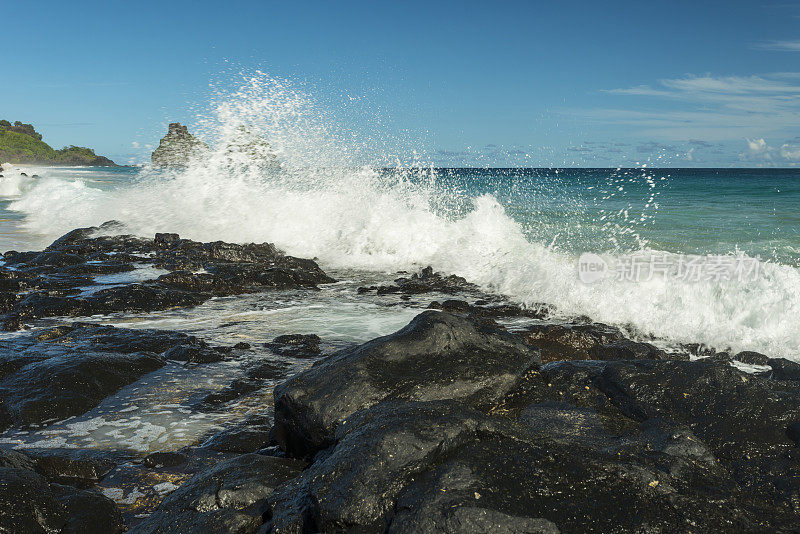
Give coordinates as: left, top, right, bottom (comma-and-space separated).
588, 339, 670, 361
0, 462, 124, 534
0, 467, 68, 533
733, 351, 769, 366
359, 266, 478, 296
588, 359, 800, 459
273, 311, 541, 457
51, 483, 125, 534
202, 425, 272, 454
268, 400, 755, 533
520, 322, 673, 363
129, 454, 304, 534
33, 452, 115, 486
142, 451, 187, 468
767, 357, 800, 381
266, 334, 321, 358
428, 298, 550, 321
0, 351, 164, 428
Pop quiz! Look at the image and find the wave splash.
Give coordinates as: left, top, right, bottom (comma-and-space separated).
7, 74, 800, 359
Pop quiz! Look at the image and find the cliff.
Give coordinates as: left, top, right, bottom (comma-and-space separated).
0, 120, 116, 166
151, 123, 209, 166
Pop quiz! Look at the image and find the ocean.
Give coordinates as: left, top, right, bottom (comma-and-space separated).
0, 163, 798, 363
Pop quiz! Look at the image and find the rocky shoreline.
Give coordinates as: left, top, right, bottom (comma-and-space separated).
0, 225, 798, 533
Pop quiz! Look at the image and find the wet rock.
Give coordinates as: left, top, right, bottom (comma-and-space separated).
1, 227, 335, 328
163, 342, 229, 364
0, 350, 164, 428
0, 464, 124, 534
56, 261, 135, 275
519, 322, 674, 363
0, 449, 37, 471
733, 351, 769, 366
268, 400, 751, 533
130, 454, 304, 534
767, 357, 800, 381
245, 360, 290, 380
38, 322, 217, 356
0, 467, 68, 533
428, 299, 550, 321
266, 334, 321, 358
155, 271, 236, 295
548, 358, 800, 460
201, 378, 262, 406
33, 453, 115, 486
154, 232, 180, 246
360, 266, 478, 296
143, 451, 188, 468
7, 284, 209, 328
0, 322, 246, 430
51, 483, 125, 534
83, 282, 210, 314
273, 311, 541, 457
588, 339, 670, 361
518, 400, 615, 445
202, 424, 272, 454
0, 325, 241, 431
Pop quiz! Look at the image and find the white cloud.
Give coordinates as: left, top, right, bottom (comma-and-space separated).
740, 138, 800, 163
585, 73, 800, 142
780, 142, 800, 161
754, 40, 800, 52
746, 138, 768, 154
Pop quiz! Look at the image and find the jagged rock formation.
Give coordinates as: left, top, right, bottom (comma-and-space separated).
0, 120, 116, 166
221, 125, 280, 172
151, 123, 209, 167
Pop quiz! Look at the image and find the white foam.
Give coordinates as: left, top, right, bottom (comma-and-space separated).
5, 74, 800, 359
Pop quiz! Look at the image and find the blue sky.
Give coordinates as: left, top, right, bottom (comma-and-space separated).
1, 0, 799, 167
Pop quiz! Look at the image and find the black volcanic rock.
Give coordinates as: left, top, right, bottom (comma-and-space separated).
0, 449, 123, 534
0, 227, 335, 329
518, 321, 675, 363
142, 451, 188, 469
0, 350, 164, 428
358, 266, 479, 296
273, 311, 541, 457
130, 454, 304, 534
262, 310, 800, 532
266, 333, 321, 358
267, 400, 756, 533
0, 322, 238, 430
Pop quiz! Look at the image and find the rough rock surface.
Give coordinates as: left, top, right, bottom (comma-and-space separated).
0, 322, 239, 430
0, 449, 123, 533
520, 321, 659, 362
273, 311, 541, 457
262, 311, 800, 533
129, 454, 304, 534
0, 224, 335, 329
150, 122, 209, 167
358, 266, 479, 296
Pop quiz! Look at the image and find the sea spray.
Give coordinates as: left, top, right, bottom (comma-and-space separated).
6, 73, 800, 359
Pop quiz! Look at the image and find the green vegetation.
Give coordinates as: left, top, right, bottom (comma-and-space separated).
0, 120, 115, 166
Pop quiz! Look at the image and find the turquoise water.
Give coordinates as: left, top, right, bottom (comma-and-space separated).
0, 162, 798, 358
431, 168, 800, 265
3, 166, 797, 265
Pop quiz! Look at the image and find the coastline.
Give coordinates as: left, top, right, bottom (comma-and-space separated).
0, 225, 797, 532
